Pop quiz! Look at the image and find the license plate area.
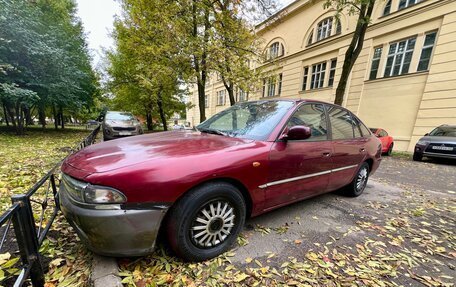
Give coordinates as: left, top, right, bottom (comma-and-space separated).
119, 132, 132, 136
432, 146, 453, 151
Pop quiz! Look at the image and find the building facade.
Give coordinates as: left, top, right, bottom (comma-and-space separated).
186, 0, 456, 151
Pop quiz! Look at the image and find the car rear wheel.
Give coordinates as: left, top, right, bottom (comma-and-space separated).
166, 182, 246, 262
386, 143, 393, 156
413, 152, 423, 161
343, 162, 369, 197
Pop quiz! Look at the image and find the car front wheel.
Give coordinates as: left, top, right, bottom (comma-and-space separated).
386, 143, 393, 156
166, 182, 246, 262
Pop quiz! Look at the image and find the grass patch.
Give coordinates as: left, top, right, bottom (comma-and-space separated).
0, 126, 93, 286
391, 151, 412, 160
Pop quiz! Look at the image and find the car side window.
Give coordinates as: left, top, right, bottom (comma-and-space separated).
328, 107, 355, 140
360, 122, 372, 137
381, 130, 388, 137
287, 103, 328, 141
351, 115, 363, 138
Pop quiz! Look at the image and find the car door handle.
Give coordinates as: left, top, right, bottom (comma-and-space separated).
322, 152, 331, 157
360, 148, 366, 153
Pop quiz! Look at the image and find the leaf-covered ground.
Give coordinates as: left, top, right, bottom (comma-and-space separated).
0, 126, 93, 286
118, 157, 455, 287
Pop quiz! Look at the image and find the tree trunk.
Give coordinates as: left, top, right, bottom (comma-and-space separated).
59, 106, 64, 129
24, 105, 33, 126
197, 81, 206, 122
157, 89, 167, 131
38, 104, 46, 128
2, 102, 10, 127
334, 0, 375, 106
146, 111, 153, 131
15, 102, 24, 135
53, 105, 58, 130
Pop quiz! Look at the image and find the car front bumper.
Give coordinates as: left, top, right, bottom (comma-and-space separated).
59, 184, 169, 257
415, 144, 456, 160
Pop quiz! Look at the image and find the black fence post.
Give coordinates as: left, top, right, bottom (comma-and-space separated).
11, 195, 45, 287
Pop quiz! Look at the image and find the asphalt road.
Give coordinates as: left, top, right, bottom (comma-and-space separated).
230, 155, 456, 286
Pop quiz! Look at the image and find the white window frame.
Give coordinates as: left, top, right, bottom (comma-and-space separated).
216, 90, 226, 106
269, 42, 280, 59
417, 31, 437, 71
384, 37, 416, 77
328, 59, 337, 87
317, 18, 333, 41
237, 88, 248, 102
399, 0, 423, 10
267, 78, 276, 97
302, 67, 309, 91
310, 62, 327, 89
205, 94, 209, 108
369, 47, 383, 80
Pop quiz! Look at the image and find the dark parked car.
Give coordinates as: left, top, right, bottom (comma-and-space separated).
59, 99, 382, 261
413, 124, 456, 161
102, 111, 143, 140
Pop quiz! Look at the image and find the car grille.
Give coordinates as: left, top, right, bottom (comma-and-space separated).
113, 127, 136, 131
425, 143, 456, 155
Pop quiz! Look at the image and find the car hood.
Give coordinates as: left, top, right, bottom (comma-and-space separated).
420, 136, 456, 143
64, 131, 255, 174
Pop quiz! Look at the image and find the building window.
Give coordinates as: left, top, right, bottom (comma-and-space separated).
302, 67, 309, 91
317, 18, 333, 41
384, 37, 416, 77
328, 59, 337, 87
418, 31, 437, 71
307, 31, 313, 46
268, 42, 284, 60
267, 78, 276, 97
216, 73, 222, 81
278, 73, 283, 96
383, 0, 392, 15
262, 79, 266, 97
237, 89, 248, 102
369, 47, 383, 80
335, 19, 341, 35
205, 94, 209, 108
216, 90, 226, 106
399, 0, 422, 10
310, 62, 326, 89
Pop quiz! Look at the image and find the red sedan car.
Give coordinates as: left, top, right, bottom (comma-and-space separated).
370, 128, 394, 155
59, 100, 382, 261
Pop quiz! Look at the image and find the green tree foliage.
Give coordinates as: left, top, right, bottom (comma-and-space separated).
107, 0, 186, 131
324, 0, 376, 106
0, 0, 99, 134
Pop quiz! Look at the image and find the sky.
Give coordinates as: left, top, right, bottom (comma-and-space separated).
75, 0, 294, 68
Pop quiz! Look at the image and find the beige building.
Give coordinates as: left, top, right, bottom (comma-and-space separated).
186, 0, 456, 152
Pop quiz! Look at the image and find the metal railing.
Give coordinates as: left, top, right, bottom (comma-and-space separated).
0, 124, 101, 287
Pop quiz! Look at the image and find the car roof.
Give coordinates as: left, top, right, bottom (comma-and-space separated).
439, 124, 456, 128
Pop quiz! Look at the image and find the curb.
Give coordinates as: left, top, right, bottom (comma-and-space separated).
91, 254, 123, 287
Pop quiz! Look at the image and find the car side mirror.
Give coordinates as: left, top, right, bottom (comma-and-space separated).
280, 125, 312, 141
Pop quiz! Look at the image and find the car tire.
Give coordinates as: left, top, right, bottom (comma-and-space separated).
413, 152, 423, 161
165, 182, 246, 262
343, 162, 370, 197
386, 143, 393, 156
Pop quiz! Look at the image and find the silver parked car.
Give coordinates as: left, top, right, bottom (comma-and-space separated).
413, 124, 456, 161
102, 111, 143, 141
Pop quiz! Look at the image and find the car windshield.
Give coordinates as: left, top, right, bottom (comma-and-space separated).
370, 128, 378, 133
197, 100, 294, 140
105, 112, 135, 121
429, 126, 456, 137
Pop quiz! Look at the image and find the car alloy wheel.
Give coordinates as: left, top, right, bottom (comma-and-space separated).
190, 200, 235, 248
356, 166, 368, 192
166, 182, 246, 262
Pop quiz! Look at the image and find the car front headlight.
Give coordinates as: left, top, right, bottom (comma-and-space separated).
62, 174, 127, 204
84, 185, 127, 204
416, 140, 429, 146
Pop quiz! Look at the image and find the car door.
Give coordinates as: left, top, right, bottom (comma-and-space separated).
326, 107, 368, 191
264, 103, 333, 210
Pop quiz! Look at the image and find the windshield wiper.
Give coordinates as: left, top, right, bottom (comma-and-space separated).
198, 128, 229, 136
